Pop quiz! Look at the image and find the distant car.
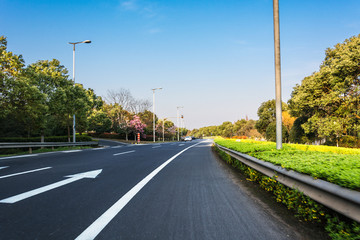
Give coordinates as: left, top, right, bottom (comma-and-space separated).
184, 136, 192, 141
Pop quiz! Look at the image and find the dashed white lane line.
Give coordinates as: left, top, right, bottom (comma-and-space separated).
152, 146, 161, 149
0, 166, 9, 170
179, 144, 184, 146
113, 150, 135, 156
111, 146, 122, 149
0, 167, 52, 180
92, 148, 106, 151
61, 150, 82, 153
75, 142, 201, 240
0, 154, 39, 160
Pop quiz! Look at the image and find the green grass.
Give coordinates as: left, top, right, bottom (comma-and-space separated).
215, 139, 360, 190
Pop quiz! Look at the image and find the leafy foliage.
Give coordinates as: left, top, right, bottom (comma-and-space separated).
288, 34, 360, 144
215, 139, 360, 189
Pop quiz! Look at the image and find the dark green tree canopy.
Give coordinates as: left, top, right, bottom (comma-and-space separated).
288, 34, 360, 141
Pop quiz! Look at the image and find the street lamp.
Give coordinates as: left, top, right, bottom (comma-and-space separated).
152, 88, 162, 142
176, 106, 183, 141
68, 40, 91, 143
273, 0, 282, 149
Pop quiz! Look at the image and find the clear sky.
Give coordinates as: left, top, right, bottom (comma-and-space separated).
1, 0, 360, 129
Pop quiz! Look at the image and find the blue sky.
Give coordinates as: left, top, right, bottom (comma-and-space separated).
1, 0, 360, 129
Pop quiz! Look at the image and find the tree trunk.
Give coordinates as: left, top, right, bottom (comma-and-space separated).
67, 125, 71, 142
41, 130, 45, 149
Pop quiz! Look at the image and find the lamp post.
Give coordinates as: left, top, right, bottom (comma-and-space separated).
176, 106, 183, 141
68, 40, 91, 143
273, 0, 282, 150
152, 88, 162, 142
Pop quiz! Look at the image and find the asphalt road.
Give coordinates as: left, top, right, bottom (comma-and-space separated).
0, 139, 316, 240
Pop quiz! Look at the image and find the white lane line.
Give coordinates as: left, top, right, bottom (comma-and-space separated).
0, 166, 9, 170
75, 142, 201, 240
0, 169, 102, 204
152, 146, 161, 149
113, 150, 135, 156
0, 167, 52, 180
179, 144, 184, 146
62, 150, 82, 153
92, 148, 105, 151
0, 154, 39, 160
111, 146, 122, 149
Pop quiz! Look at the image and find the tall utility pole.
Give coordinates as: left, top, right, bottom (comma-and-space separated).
273, 0, 282, 150
152, 88, 162, 142
68, 40, 91, 143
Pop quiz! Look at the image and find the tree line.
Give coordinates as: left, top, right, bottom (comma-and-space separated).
0, 36, 184, 141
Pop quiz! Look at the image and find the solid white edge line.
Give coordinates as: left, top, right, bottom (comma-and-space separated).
75, 142, 202, 240
113, 150, 136, 156
0, 167, 52, 179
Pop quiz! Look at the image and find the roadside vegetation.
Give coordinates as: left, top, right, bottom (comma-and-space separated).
214, 143, 360, 239
215, 138, 360, 190
0, 36, 186, 143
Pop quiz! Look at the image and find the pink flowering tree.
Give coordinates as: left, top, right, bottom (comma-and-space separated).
128, 115, 147, 140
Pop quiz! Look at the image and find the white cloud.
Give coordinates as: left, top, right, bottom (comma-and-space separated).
120, 0, 138, 11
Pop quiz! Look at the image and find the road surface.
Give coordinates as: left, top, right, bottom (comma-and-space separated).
0, 139, 324, 239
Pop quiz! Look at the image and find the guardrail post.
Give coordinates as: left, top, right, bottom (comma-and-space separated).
29, 147, 32, 154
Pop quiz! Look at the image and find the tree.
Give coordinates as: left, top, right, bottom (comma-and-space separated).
0, 35, 25, 119
255, 99, 288, 135
106, 88, 151, 114
289, 34, 360, 143
265, 122, 288, 142
218, 121, 234, 138
88, 109, 112, 133
282, 111, 296, 138
128, 115, 146, 140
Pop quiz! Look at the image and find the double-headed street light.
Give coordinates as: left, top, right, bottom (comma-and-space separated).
68, 40, 91, 143
152, 88, 162, 142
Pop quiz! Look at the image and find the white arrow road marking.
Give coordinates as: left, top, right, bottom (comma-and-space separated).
0, 169, 102, 204
0, 166, 9, 170
75, 142, 201, 240
113, 150, 135, 156
0, 167, 52, 180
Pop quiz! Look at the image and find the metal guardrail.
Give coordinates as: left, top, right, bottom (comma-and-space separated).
0, 142, 99, 153
215, 143, 360, 223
